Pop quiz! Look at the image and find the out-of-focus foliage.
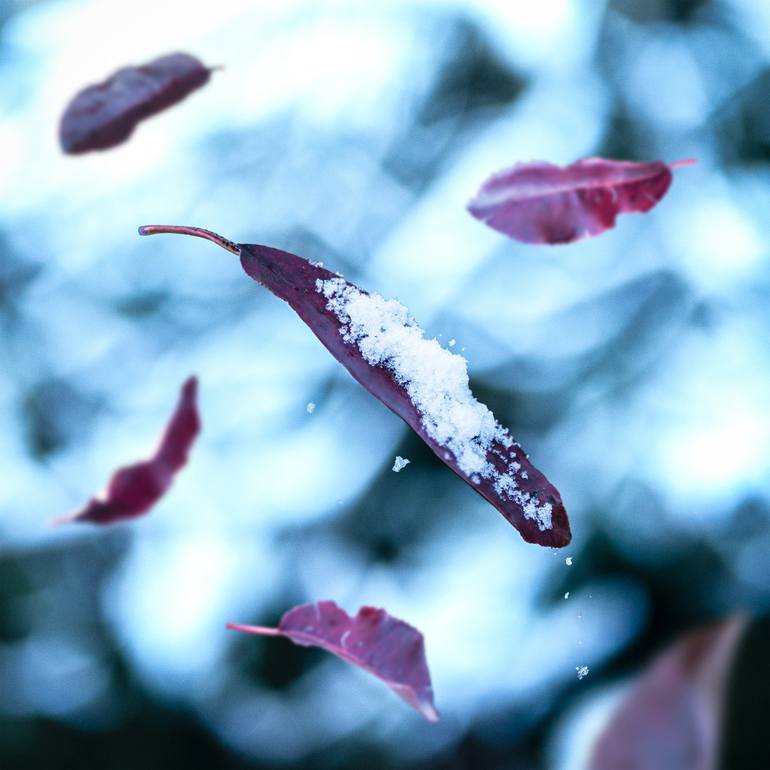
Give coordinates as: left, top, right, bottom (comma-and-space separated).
1, 0, 769, 768
589, 616, 745, 770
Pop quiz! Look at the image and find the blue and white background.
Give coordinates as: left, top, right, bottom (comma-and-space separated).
1, 0, 769, 767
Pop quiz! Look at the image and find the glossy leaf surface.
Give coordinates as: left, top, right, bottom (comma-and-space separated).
59, 53, 212, 154
228, 600, 438, 721
138, 226, 570, 547
53, 376, 200, 525
468, 157, 689, 244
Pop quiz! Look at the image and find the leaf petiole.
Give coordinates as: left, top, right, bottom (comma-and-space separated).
138, 224, 240, 255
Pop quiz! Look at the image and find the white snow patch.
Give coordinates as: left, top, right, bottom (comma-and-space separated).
392, 456, 410, 473
316, 277, 553, 530
306, 402, 316, 414
565, 557, 573, 566
576, 665, 589, 680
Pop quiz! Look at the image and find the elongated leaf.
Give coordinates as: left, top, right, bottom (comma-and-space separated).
468, 157, 693, 244
52, 376, 200, 525
59, 53, 213, 154
138, 226, 570, 547
589, 617, 746, 770
228, 600, 438, 721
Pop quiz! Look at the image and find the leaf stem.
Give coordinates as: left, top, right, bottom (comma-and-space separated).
138, 225, 240, 255
669, 158, 697, 169
226, 623, 282, 636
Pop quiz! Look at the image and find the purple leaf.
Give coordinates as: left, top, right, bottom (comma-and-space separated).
227, 600, 438, 721
52, 376, 200, 525
59, 53, 214, 154
138, 226, 570, 548
468, 157, 695, 244
589, 617, 746, 770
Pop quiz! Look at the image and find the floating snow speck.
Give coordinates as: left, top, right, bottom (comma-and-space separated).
392, 456, 410, 472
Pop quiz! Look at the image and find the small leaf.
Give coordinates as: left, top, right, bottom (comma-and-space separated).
588, 616, 746, 770
52, 376, 200, 525
228, 600, 438, 721
59, 53, 214, 154
138, 226, 570, 548
468, 157, 694, 244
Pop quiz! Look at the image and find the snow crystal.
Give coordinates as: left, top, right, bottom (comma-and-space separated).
392, 456, 410, 473
306, 402, 316, 414
316, 277, 553, 530
576, 665, 589, 680
448, 338, 456, 347
565, 557, 573, 566
564, 592, 570, 599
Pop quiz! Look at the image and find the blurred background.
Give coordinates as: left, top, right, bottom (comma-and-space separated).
1, 0, 769, 767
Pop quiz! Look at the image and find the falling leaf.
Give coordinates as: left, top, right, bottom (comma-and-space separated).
52, 376, 200, 525
468, 157, 695, 244
588, 616, 746, 770
227, 600, 437, 721
59, 53, 214, 154
138, 226, 570, 548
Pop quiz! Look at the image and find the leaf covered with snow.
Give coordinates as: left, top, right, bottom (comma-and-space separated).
588, 616, 746, 770
138, 226, 570, 548
52, 376, 200, 525
228, 600, 437, 721
59, 53, 213, 154
468, 157, 692, 244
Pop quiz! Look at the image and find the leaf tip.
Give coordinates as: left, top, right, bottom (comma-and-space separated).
552, 522, 572, 548
181, 374, 198, 397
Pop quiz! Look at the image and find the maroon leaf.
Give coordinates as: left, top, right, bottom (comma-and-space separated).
59, 53, 214, 154
138, 226, 570, 548
468, 157, 695, 244
588, 616, 747, 770
52, 376, 200, 525
227, 600, 438, 721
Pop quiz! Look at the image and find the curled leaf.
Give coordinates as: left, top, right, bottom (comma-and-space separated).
138, 225, 570, 548
228, 600, 438, 721
59, 53, 213, 154
468, 157, 694, 244
588, 616, 747, 770
52, 376, 200, 525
